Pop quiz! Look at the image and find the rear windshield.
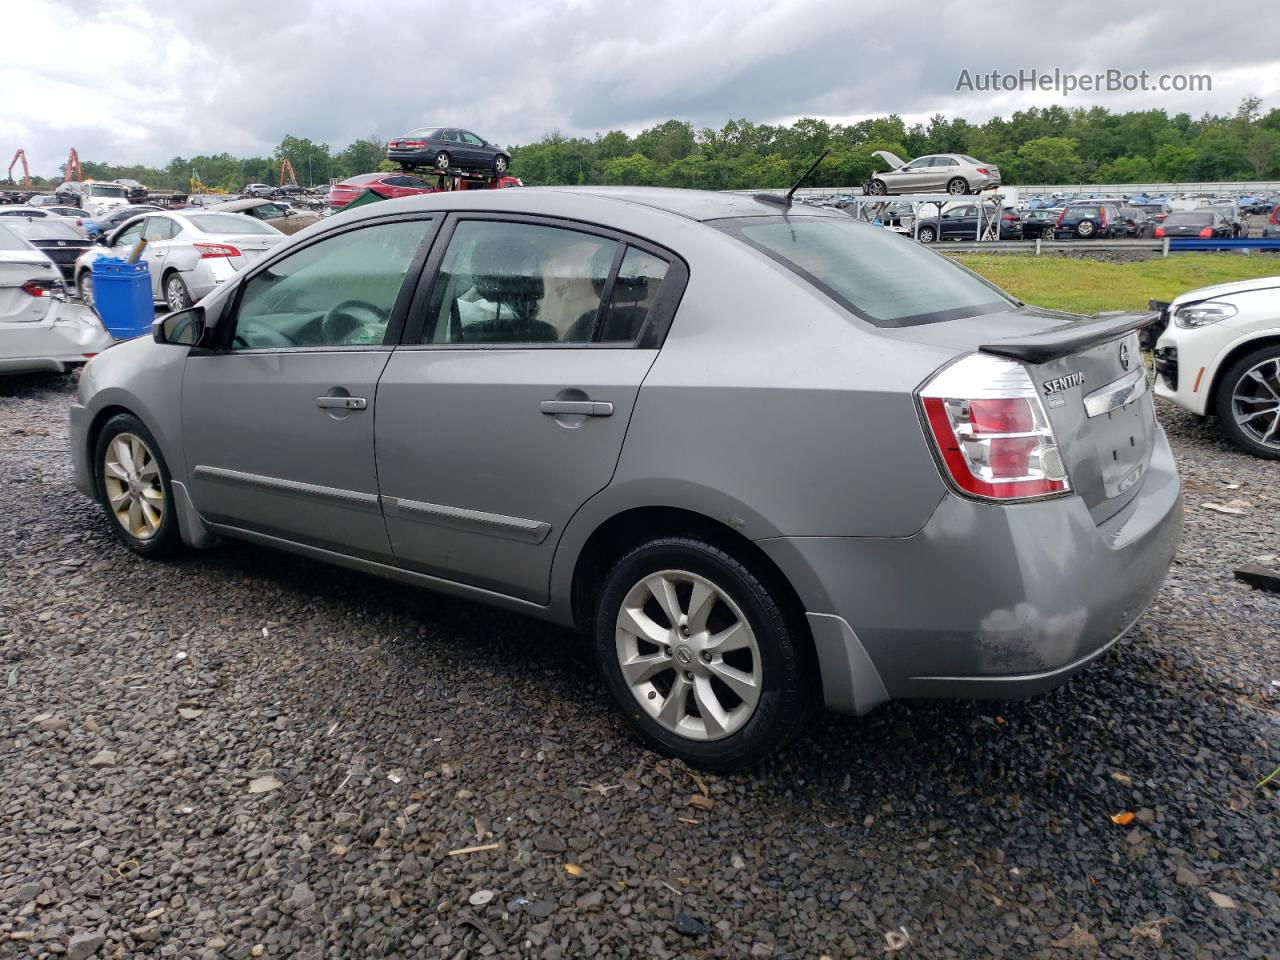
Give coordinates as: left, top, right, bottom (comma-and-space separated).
87, 184, 128, 198
185, 213, 279, 235
1064, 205, 1104, 217
713, 216, 1012, 327
0, 225, 32, 251
1164, 212, 1213, 225
5, 220, 82, 240
404, 128, 441, 138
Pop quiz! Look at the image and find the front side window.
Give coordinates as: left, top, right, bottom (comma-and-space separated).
715, 215, 1011, 327
231, 219, 432, 350
462, 132, 484, 146
422, 220, 617, 345
113, 221, 146, 248
143, 217, 177, 241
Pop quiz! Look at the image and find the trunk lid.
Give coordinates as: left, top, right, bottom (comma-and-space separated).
221, 233, 285, 270
892, 306, 1158, 523
0, 259, 60, 323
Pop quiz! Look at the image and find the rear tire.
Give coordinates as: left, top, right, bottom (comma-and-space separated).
947, 177, 968, 195
94, 413, 183, 558
164, 271, 192, 311
1214, 344, 1280, 460
594, 536, 818, 771
77, 271, 95, 310
434, 151, 451, 171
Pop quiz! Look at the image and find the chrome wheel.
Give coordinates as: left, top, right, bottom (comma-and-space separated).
615, 569, 762, 742
917, 226, 936, 242
165, 275, 190, 310
102, 432, 164, 540
494, 155, 508, 175
866, 180, 886, 196
78, 272, 95, 308
947, 177, 967, 195
435, 151, 450, 170
1231, 357, 1280, 449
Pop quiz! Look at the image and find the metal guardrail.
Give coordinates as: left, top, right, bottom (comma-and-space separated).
1167, 237, 1280, 251
935, 237, 1280, 255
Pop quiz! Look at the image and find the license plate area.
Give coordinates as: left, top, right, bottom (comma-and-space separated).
1092, 394, 1153, 499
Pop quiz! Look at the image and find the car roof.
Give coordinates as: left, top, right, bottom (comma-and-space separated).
333, 185, 851, 225
210, 198, 270, 211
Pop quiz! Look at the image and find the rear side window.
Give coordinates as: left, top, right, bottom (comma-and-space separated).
421, 220, 618, 345
186, 213, 278, 235
599, 248, 669, 343
714, 216, 1011, 327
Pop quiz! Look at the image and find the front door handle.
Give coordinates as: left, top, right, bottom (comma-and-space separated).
316, 396, 367, 410
540, 400, 613, 417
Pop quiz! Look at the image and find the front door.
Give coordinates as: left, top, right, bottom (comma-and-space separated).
376, 215, 683, 601
181, 215, 437, 560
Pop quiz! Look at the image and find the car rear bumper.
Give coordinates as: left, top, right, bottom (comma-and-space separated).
758, 425, 1182, 713
0, 305, 112, 376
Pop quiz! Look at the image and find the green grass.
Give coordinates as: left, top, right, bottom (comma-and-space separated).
948, 254, 1280, 315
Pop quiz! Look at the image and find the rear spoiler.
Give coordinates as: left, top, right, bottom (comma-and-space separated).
979, 311, 1156, 364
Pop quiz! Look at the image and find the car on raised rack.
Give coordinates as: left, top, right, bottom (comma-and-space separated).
75, 209, 286, 311
0, 223, 112, 375
208, 198, 320, 236
67, 186, 1181, 770
387, 127, 512, 176
865, 152, 1001, 196
326, 172, 438, 211
54, 181, 132, 218
1149, 277, 1280, 458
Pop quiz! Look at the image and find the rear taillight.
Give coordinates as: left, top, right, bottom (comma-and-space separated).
1098, 208, 1108, 227
1054, 210, 1066, 225
402, 140, 425, 148
1002, 213, 1017, 221
1154, 226, 1165, 237
976, 167, 990, 175
193, 242, 240, 259
22, 279, 65, 300
1199, 227, 1213, 237
918, 354, 1071, 502
1270, 208, 1279, 225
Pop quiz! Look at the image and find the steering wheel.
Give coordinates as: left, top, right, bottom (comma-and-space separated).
321, 300, 389, 345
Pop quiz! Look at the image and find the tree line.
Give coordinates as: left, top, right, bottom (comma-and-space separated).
12, 99, 1280, 192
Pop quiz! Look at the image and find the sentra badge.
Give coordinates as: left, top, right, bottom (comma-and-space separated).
1042, 371, 1086, 396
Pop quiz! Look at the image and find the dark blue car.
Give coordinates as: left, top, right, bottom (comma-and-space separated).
1052, 202, 1126, 240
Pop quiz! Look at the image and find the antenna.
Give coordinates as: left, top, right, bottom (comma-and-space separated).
754, 149, 831, 208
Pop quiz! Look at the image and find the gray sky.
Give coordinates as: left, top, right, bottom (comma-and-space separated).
3, 0, 1278, 175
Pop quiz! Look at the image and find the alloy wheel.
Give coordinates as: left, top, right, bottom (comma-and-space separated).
615, 569, 762, 741
495, 156, 508, 174
435, 152, 450, 170
166, 276, 188, 310
1231, 357, 1280, 450
947, 178, 967, 195
78, 273, 95, 308
102, 432, 165, 540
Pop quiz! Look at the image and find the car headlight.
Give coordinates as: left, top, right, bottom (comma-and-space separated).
1174, 301, 1236, 328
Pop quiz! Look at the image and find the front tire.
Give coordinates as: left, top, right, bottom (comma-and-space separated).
494, 154, 509, 175
866, 179, 887, 196
594, 537, 817, 771
1215, 344, 1280, 459
77, 271, 95, 310
94, 414, 182, 557
947, 177, 968, 195
917, 224, 937, 242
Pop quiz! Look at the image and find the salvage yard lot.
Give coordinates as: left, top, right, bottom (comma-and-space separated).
951, 253, 1280, 315
1, 374, 1277, 958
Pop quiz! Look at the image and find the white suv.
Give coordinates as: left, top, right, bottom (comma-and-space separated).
1151, 277, 1280, 458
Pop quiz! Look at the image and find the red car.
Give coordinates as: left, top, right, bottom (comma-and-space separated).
326, 173, 438, 209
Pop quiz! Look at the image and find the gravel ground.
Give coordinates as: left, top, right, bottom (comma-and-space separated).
1, 373, 1277, 960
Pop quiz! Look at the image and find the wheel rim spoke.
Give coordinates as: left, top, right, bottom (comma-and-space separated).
617, 603, 669, 646
685, 579, 717, 634
619, 652, 669, 686
656, 674, 690, 728
707, 660, 759, 702
645, 574, 682, 627
705, 621, 750, 654
1235, 362, 1280, 447
693, 676, 730, 738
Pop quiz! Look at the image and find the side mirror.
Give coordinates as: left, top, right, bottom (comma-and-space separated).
94, 233, 110, 246
153, 306, 204, 346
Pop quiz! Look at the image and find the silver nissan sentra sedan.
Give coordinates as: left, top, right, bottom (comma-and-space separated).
70, 187, 1182, 770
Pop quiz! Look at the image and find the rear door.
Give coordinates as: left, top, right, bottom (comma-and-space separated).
375, 214, 686, 601
141, 215, 181, 298
181, 215, 438, 559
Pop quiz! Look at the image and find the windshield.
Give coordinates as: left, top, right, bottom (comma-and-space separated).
185, 213, 279, 235
1164, 212, 1213, 226
714, 216, 1012, 327
5, 220, 83, 240
87, 184, 128, 198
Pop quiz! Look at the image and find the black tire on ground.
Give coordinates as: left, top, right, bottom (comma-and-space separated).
163, 271, 192, 311
947, 177, 968, 195
917, 225, 937, 242
93, 413, 184, 558
1214, 343, 1280, 460
593, 536, 819, 771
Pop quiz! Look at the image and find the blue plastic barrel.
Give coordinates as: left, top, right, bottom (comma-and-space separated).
91, 258, 153, 339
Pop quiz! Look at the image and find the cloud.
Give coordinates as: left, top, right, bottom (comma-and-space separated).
2, 0, 1277, 176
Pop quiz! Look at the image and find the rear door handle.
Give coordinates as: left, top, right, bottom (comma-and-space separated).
317, 396, 367, 410
540, 400, 613, 417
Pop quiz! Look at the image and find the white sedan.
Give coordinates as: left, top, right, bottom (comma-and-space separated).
1151, 276, 1280, 458
0, 225, 112, 375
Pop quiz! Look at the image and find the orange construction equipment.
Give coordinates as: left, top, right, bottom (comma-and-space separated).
279, 157, 298, 186
6, 149, 30, 187
65, 147, 82, 182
